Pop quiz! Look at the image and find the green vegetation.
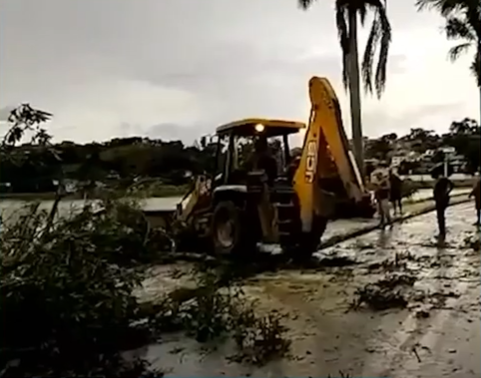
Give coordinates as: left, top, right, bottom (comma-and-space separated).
0, 105, 291, 377
0, 106, 217, 195
1, 197, 291, 376
298, 0, 392, 174
365, 119, 481, 174
416, 0, 480, 87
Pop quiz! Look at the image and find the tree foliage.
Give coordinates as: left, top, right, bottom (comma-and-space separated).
444, 117, 480, 172
298, 0, 392, 98
0, 106, 171, 376
365, 133, 394, 161
1, 135, 217, 194
416, 0, 480, 86
365, 118, 480, 174
0, 105, 292, 376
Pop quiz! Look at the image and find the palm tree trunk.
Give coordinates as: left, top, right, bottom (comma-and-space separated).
347, 7, 365, 179
477, 42, 480, 136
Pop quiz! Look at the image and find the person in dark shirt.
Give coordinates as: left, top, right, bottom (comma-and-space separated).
389, 169, 403, 215
432, 172, 454, 236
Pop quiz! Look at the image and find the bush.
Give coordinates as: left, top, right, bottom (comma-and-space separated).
0, 198, 290, 376
0, 104, 291, 376
0, 200, 164, 377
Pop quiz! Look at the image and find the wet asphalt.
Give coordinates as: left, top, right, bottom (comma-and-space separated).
134, 202, 480, 378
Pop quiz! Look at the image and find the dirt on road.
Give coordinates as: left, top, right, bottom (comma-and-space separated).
132, 202, 480, 378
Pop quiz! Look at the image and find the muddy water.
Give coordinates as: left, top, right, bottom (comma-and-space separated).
0, 188, 470, 219
0, 196, 181, 225
133, 203, 480, 378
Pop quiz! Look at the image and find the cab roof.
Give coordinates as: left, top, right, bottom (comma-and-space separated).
216, 118, 305, 137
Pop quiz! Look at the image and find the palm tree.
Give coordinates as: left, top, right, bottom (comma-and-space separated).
298, 0, 392, 176
416, 0, 480, 86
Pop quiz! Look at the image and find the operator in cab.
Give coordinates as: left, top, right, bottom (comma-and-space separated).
251, 136, 278, 185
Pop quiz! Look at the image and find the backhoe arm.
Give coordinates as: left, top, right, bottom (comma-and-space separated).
294, 76, 368, 231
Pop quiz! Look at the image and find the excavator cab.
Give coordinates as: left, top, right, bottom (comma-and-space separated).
203, 119, 315, 257
213, 119, 302, 185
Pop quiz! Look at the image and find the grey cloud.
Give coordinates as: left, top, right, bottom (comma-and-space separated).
364, 102, 466, 137
147, 123, 202, 144
0, 106, 14, 121
0, 0, 474, 144
387, 55, 408, 75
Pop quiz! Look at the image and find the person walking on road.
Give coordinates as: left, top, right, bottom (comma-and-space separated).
389, 168, 403, 215
468, 177, 480, 225
432, 171, 454, 237
370, 162, 392, 228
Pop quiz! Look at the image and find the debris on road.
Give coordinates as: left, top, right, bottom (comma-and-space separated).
353, 283, 408, 310
352, 273, 417, 311
464, 234, 480, 251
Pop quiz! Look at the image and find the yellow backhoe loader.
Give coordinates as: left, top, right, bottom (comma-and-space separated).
171, 76, 375, 258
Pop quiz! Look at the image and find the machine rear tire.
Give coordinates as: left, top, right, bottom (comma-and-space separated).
288, 216, 327, 261
211, 201, 257, 256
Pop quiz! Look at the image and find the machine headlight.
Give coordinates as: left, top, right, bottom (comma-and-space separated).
255, 123, 265, 133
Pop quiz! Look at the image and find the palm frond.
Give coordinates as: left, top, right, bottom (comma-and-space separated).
298, 0, 315, 10
358, 0, 391, 98
361, 17, 381, 94
335, 2, 350, 89
365, 0, 386, 8
470, 51, 480, 87
374, 7, 391, 98
415, 0, 468, 16
448, 42, 472, 61
358, 5, 367, 26
444, 15, 476, 41
465, 5, 481, 40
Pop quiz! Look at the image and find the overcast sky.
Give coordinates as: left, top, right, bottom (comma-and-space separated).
0, 0, 478, 145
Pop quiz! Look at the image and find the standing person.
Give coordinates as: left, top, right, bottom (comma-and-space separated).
468, 177, 480, 225
370, 162, 392, 228
432, 171, 454, 237
389, 168, 403, 215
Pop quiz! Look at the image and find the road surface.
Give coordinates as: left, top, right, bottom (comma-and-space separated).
135, 202, 480, 378
0, 188, 470, 227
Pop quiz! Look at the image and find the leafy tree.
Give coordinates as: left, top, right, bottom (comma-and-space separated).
443, 117, 480, 173
382, 132, 398, 141
449, 117, 479, 134
365, 137, 392, 160
416, 0, 480, 86
405, 128, 441, 153
0, 104, 63, 193
298, 0, 392, 173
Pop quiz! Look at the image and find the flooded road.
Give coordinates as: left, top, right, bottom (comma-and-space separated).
135, 202, 480, 377
0, 188, 470, 222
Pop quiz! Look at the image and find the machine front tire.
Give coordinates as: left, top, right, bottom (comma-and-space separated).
211, 201, 257, 257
